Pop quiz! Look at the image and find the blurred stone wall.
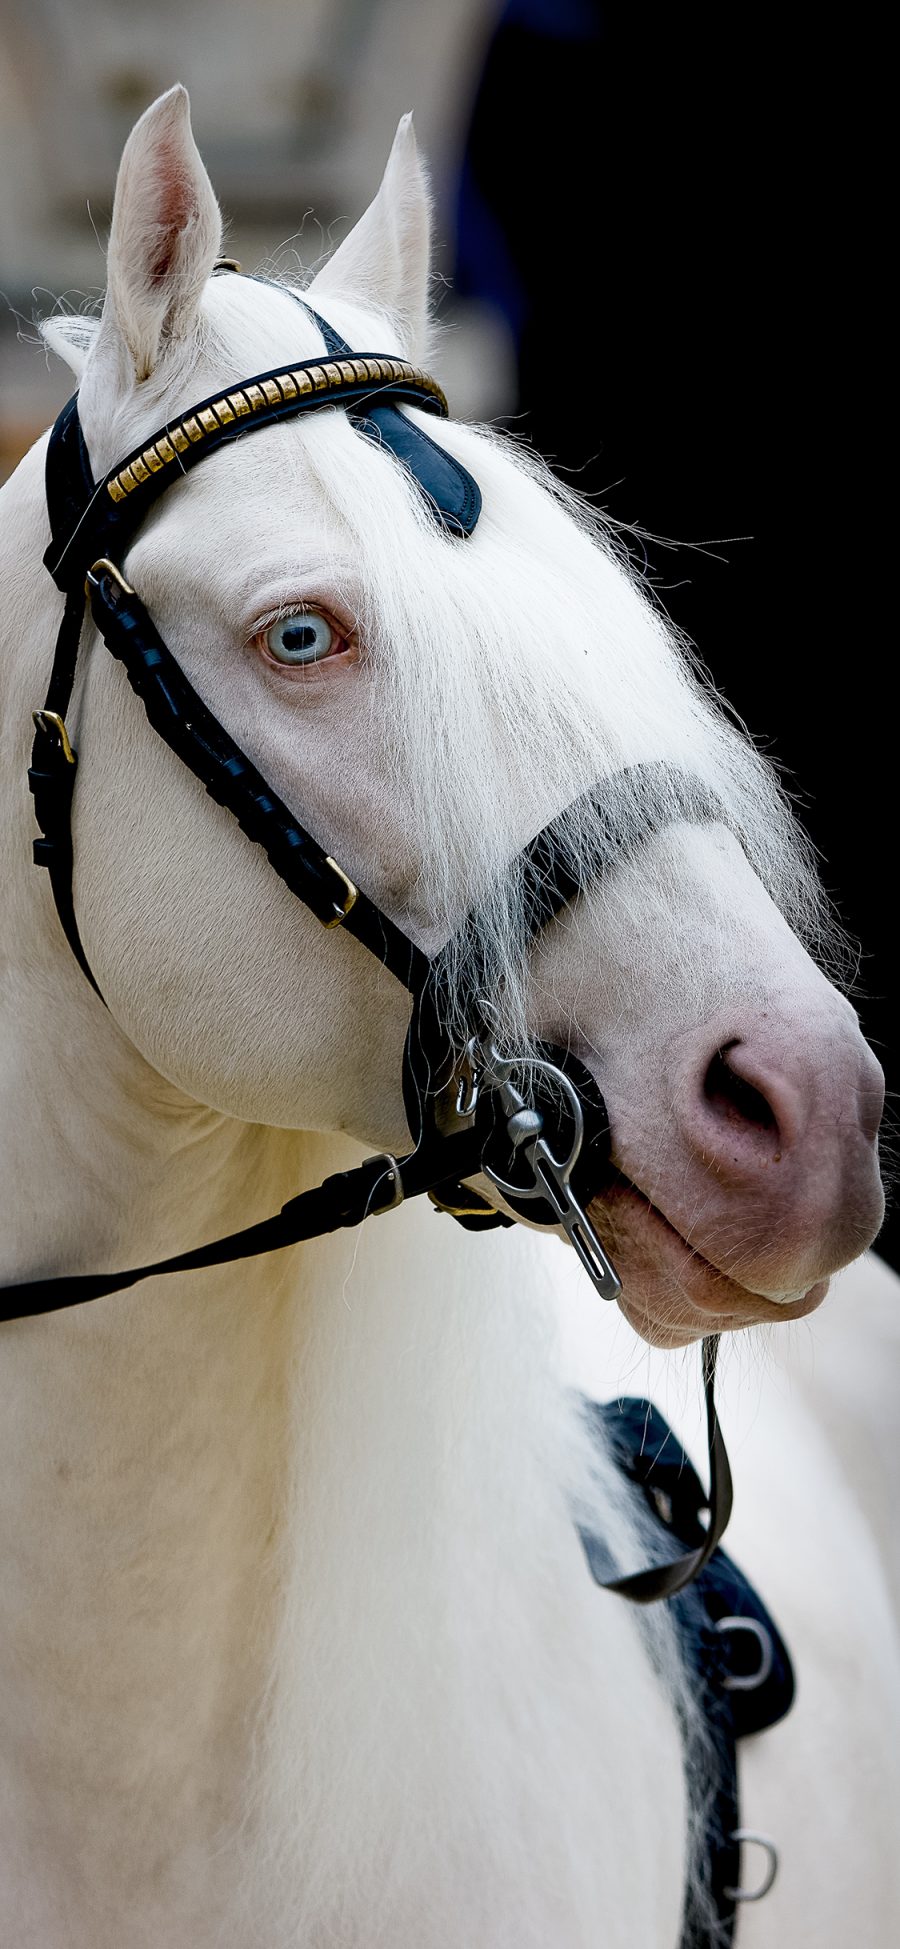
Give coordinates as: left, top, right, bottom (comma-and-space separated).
0, 0, 513, 476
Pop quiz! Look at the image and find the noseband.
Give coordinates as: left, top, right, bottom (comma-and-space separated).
2, 279, 734, 1603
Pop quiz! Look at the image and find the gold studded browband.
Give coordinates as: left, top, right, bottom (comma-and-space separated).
43, 303, 480, 596
106, 354, 447, 505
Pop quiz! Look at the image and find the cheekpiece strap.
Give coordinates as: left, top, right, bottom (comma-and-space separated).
84, 560, 430, 994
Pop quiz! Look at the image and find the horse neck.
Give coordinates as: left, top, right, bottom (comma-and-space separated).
0, 976, 688, 1946
0, 446, 689, 1948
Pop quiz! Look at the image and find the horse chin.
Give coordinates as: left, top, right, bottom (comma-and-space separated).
586, 1178, 830, 1348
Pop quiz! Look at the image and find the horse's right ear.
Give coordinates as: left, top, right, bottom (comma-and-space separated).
102, 84, 222, 384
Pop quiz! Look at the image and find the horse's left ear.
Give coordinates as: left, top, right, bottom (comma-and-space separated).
103, 84, 223, 383
309, 114, 432, 362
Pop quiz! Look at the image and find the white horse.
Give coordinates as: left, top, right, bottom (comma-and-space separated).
0, 85, 896, 1949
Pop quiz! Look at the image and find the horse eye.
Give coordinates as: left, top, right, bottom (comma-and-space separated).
265, 612, 340, 664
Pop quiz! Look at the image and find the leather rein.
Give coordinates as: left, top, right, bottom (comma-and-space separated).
1, 283, 733, 1605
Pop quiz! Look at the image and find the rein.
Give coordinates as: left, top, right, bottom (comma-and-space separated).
2, 282, 734, 1604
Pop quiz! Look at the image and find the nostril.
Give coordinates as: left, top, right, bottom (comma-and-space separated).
703, 1044, 778, 1137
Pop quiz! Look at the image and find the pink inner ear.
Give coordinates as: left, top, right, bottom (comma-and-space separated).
147, 140, 196, 286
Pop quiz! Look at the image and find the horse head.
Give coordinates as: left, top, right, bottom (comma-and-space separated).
23, 84, 885, 1346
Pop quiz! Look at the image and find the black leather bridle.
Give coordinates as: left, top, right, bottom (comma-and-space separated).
1, 279, 734, 1604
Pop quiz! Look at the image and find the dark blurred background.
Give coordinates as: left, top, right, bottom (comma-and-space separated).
2, 0, 893, 1261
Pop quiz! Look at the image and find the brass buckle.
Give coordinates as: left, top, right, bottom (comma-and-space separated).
321, 857, 359, 927
32, 709, 76, 765
86, 558, 135, 600
428, 1188, 497, 1219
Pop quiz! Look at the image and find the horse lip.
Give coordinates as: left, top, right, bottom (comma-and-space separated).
588, 1165, 806, 1307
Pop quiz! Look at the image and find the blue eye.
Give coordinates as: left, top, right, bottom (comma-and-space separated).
265, 612, 339, 664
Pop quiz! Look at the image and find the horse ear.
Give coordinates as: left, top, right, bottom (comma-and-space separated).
103, 84, 222, 382
41, 314, 100, 379
309, 114, 431, 361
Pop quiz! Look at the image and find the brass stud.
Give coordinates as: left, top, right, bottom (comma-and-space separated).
279, 372, 298, 400
293, 370, 313, 394
212, 398, 234, 425
262, 378, 283, 405
171, 425, 191, 452
244, 384, 265, 410
107, 478, 128, 504
155, 435, 176, 464
144, 445, 165, 473
228, 393, 251, 417
198, 407, 220, 435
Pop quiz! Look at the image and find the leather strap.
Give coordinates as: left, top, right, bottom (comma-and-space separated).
86, 561, 430, 992
45, 330, 479, 595
28, 590, 103, 997
0, 1129, 485, 1323
591, 1337, 733, 1604
584, 1391, 794, 1944
306, 304, 482, 537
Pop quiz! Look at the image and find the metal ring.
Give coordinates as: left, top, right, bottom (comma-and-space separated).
724, 1830, 779, 1903
715, 1614, 774, 1692
367, 1155, 404, 1214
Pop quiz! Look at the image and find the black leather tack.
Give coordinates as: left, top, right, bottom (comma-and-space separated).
300, 302, 482, 537
582, 1397, 794, 1947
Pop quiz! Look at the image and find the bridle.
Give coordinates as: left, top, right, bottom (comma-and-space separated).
1, 277, 734, 1603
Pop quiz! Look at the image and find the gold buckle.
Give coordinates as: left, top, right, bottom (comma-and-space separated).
428, 1188, 497, 1220
32, 709, 76, 765
86, 557, 135, 600
321, 857, 358, 927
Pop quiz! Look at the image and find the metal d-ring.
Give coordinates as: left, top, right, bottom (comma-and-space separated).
715, 1614, 774, 1692
724, 1830, 779, 1903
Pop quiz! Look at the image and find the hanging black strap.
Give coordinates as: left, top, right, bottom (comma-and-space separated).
582, 1337, 733, 1604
